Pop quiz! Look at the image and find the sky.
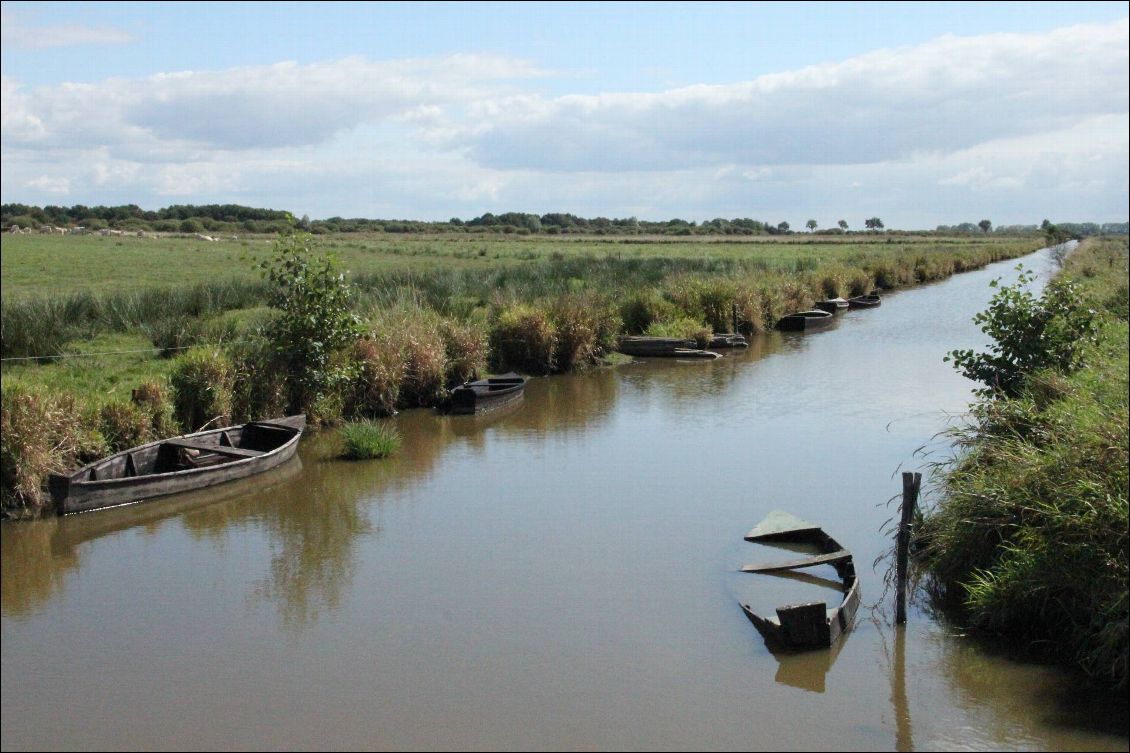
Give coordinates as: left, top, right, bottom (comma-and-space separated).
1, 1, 1127, 229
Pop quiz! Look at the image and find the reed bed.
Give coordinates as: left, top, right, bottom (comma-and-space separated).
2, 234, 1042, 516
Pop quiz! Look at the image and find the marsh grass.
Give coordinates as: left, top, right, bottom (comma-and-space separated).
917, 237, 1129, 689
339, 419, 401, 460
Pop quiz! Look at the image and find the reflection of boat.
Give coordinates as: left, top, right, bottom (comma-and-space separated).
448, 373, 526, 414
707, 333, 749, 349
815, 298, 849, 314
848, 294, 882, 309
619, 336, 721, 359
49, 416, 306, 515
776, 310, 833, 331
738, 510, 861, 650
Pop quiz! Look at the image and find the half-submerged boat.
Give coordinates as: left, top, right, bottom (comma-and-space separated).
815, 297, 849, 314
618, 336, 721, 359
848, 294, 882, 309
49, 415, 306, 515
448, 373, 526, 414
776, 310, 833, 332
738, 510, 861, 650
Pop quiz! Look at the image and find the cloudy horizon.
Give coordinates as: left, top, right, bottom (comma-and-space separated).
2, 2, 1127, 229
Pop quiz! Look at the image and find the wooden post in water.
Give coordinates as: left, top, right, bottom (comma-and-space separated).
731, 303, 739, 334
895, 471, 922, 624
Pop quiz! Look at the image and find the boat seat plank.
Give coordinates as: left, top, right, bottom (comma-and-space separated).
741, 549, 853, 573
163, 439, 264, 458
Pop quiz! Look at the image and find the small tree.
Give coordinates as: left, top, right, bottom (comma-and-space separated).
945, 266, 1097, 398
806, 219, 817, 232
777, 221, 790, 234
978, 219, 992, 234
260, 234, 362, 414
838, 219, 848, 231
865, 217, 884, 231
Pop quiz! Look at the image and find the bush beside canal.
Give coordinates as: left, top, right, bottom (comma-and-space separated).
918, 236, 1129, 690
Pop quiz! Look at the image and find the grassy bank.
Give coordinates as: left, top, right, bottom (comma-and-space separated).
917, 236, 1129, 689
2, 232, 1041, 516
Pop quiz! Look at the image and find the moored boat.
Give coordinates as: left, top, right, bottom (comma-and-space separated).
448, 373, 526, 414
618, 336, 694, 356
847, 294, 882, 309
49, 415, 306, 515
776, 310, 834, 331
815, 297, 849, 314
738, 510, 861, 651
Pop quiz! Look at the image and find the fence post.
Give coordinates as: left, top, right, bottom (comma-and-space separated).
895, 471, 922, 624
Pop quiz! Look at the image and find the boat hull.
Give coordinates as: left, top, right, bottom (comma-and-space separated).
448, 375, 526, 415
49, 416, 305, 515
776, 310, 834, 331
739, 510, 861, 651
848, 294, 882, 309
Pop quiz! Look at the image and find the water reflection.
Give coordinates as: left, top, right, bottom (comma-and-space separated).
769, 628, 851, 694
0, 518, 75, 618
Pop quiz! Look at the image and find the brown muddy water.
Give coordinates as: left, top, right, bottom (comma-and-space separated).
2, 246, 1126, 751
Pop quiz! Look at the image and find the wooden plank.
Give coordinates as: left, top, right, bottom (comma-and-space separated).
741, 549, 852, 573
163, 439, 263, 459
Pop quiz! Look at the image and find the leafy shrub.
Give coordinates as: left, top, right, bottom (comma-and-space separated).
947, 266, 1098, 397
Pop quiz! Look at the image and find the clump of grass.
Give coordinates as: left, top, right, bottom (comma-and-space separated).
170, 347, 233, 431
347, 335, 405, 418
1, 382, 107, 514
440, 319, 488, 387
550, 293, 620, 371
489, 303, 557, 375
339, 419, 401, 460
619, 288, 675, 334
644, 316, 711, 347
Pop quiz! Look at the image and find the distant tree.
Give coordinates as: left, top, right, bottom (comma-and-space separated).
865, 217, 884, 231
979, 219, 992, 234
806, 219, 818, 232
838, 219, 848, 231
777, 221, 790, 234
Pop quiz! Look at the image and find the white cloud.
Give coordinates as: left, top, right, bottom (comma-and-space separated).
26, 175, 70, 194
0, 14, 134, 49
451, 20, 1128, 172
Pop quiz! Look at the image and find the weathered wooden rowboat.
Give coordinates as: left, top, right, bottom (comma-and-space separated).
448, 373, 526, 414
738, 510, 861, 650
848, 294, 882, 309
49, 415, 306, 515
815, 297, 850, 314
776, 310, 834, 332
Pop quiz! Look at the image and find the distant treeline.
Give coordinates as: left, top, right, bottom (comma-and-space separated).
3, 203, 1126, 237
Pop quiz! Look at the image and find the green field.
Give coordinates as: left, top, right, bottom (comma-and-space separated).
1, 231, 1032, 298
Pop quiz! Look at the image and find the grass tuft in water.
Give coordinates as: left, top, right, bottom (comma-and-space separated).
339, 419, 401, 460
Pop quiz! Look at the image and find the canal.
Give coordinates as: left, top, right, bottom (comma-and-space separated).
3, 244, 1126, 750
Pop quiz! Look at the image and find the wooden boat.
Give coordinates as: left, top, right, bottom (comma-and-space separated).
618, 336, 721, 359
707, 333, 749, 349
448, 373, 526, 414
48, 415, 306, 515
776, 310, 834, 332
815, 297, 850, 314
738, 510, 861, 650
848, 294, 882, 309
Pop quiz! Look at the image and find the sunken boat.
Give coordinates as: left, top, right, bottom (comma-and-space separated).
738, 510, 861, 650
49, 415, 306, 515
814, 297, 850, 314
618, 336, 721, 359
448, 373, 527, 415
847, 294, 882, 309
776, 310, 834, 332
707, 333, 749, 349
